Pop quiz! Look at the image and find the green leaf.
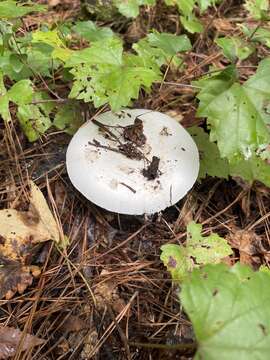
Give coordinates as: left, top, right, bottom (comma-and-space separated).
188, 127, 230, 179
193, 65, 237, 114
197, 0, 221, 12
32, 30, 72, 61
160, 244, 192, 281
133, 38, 167, 67
9, 53, 26, 73
176, 0, 196, 16
65, 38, 123, 67
72, 21, 114, 42
114, 0, 155, 18
54, 102, 84, 135
216, 36, 255, 61
241, 25, 270, 48
0, 1, 46, 19
195, 60, 270, 159
0, 75, 33, 121
244, 0, 269, 20
17, 92, 53, 142
8, 79, 33, 105
181, 263, 270, 360
0, 71, 10, 121
133, 32, 190, 69
186, 222, 232, 265
68, 39, 160, 111
230, 155, 270, 186
160, 222, 232, 281
188, 126, 270, 187
147, 31, 191, 56
180, 15, 203, 33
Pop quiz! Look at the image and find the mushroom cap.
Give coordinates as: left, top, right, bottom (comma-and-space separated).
66, 109, 199, 215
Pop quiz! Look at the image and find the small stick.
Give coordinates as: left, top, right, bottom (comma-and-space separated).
92, 119, 122, 144
119, 182, 136, 194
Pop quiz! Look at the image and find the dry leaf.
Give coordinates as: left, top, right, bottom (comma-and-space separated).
48, 0, 60, 7
94, 271, 126, 314
0, 326, 44, 359
61, 315, 88, 333
80, 328, 98, 360
0, 181, 59, 262
213, 19, 234, 32
228, 229, 261, 266
0, 261, 40, 299
165, 110, 183, 123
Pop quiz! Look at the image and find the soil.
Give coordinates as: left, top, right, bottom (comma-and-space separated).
123, 118, 147, 147
142, 156, 161, 180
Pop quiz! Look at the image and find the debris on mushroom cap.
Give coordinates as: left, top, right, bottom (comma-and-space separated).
66, 109, 199, 215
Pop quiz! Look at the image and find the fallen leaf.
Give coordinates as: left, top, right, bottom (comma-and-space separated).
48, 0, 60, 7
228, 229, 261, 266
0, 326, 44, 359
94, 271, 126, 314
61, 315, 88, 333
0, 181, 59, 262
0, 261, 40, 299
213, 18, 234, 32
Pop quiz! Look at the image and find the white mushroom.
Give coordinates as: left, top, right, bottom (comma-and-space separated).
66, 109, 199, 215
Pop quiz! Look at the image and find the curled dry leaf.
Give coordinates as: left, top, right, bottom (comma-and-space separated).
0, 326, 44, 359
0, 181, 59, 261
0, 262, 40, 300
228, 229, 261, 266
94, 271, 126, 314
0, 181, 59, 298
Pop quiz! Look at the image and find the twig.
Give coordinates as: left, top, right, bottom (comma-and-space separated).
92, 119, 123, 144
119, 182, 136, 194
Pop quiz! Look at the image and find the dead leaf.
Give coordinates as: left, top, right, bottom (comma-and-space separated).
165, 110, 183, 123
80, 328, 98, 360
228, 229, 261, 266
94, 271, 126, 314
0, 181, 59, 262
0, 262, 41, 299
213, 19, 234, 32
48, 0, 60, 7
0, 326, 44, 359
61, 315, 88, 333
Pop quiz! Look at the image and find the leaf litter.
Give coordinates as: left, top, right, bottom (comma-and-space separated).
0, 181, 59, 299
1, 0, 270, 359
0, 326, 44, 359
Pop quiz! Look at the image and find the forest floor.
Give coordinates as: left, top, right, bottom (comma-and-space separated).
1, 0, 270, 359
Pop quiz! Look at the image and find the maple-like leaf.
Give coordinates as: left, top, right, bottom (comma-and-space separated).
181, 263, 270, 360
216, 36, 255, 61
189, 126, 270, 186
0, 1, 46, 19
17, 92, 54, 142
160, 221, 232, 281
114, 0, 156, 18
72, 20, 114, 42
67, 38, 160, 111
194, 59, 270, 159
54, 101, 83, 135
188, 126, 230, 179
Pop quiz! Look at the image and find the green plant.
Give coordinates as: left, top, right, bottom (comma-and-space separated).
160, 221, 232, 280
181, 263, 270, 360
0, 0, 270, 186
161, 223, 270, 359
